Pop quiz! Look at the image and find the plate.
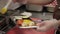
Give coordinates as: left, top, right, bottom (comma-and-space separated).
19, 26, 38, 28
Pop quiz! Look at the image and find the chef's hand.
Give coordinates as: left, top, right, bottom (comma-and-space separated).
36, 19, 59, 32
13, 0, 54, 5
13, 0, 27, 4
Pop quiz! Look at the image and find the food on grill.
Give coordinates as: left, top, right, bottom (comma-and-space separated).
17, 19, 36, 27
17, 19, 23, 26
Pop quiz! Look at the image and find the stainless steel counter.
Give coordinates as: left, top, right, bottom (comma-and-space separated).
31, 12, 53, 20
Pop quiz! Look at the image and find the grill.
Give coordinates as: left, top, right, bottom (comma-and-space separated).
0, 16, 16, 34
0, 10, 21, 34
0, 9, 26, 34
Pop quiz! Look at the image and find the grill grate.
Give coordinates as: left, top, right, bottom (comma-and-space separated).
0, 10, 21, 34
0, 16, 16, 34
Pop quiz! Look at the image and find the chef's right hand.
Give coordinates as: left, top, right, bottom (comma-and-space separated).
36, 19, 59, 32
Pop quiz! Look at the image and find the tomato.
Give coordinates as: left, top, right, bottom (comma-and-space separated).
17, 19, 23, 26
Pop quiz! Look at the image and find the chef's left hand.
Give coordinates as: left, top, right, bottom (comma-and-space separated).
13, 0, 27, 4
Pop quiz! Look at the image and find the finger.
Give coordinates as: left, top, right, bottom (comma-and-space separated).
37, 26, 49, 32
36, 22, 49, 31
36, 22, 45, 27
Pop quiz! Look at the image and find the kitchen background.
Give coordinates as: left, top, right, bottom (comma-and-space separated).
0, 0, 60, 34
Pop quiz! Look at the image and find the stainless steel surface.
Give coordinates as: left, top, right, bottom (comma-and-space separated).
26, 4, 43, 11
26, 4, 55, 12
7, 10, 53, 20
47, 7, 55, 12
31, 12, 53, 20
